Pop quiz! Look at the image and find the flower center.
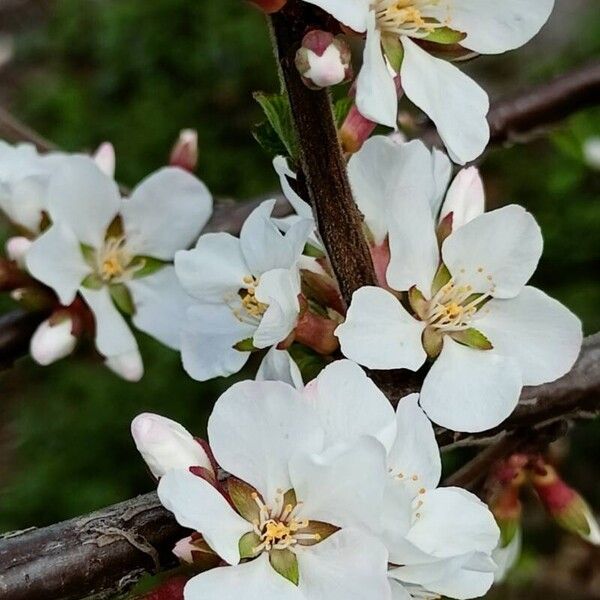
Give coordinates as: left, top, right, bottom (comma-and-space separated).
96, 236, 142, 283
228, 275, 269, 325
251, 491, 320, 554
373, 0, 441, 36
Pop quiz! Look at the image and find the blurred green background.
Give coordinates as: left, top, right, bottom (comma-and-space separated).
0, 0, 599, 597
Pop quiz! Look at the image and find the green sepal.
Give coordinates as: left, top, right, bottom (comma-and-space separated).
269, 548, 299, 586
450, 327, 493, 350
283, 488, 298, 510
81, 273, 104, 290
498, 517, 520, 548
431, 263, 451, 296
234, 337, 258, 352
226, 477, 262, 523
424, 27, 466, 45
295, 521, 339, 547
80, 243, 96, 266
422, 327, 443, 359
408, 286, 428, 321
131, 256, 167, 279
110, 283, 135, 315
303, 243, 325, 259
239, 531, 261, 560
381, 33, 404, 72
253, 92, 299, 160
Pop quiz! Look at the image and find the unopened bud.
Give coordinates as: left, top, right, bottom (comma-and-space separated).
93, 142, 116, 178
295, 31, 352, 90
131, 413, 214, 479
532, 463, 600, 545
30, 316, 77, 366
169, 129, 198, 172
247, 0, 287, 14
106, 349, 144, 382
5, 236, 32, 268
439, 167, 485, 229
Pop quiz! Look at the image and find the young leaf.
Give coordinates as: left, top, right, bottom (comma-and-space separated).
253, 92, 299, 160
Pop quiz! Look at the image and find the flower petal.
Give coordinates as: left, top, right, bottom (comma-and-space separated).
128, 266, 194, 350
158, 469, 251, 566
431, 149, 453, 218
400, 37, 489, 165
208, 380, 324, 505
273, 156, 313, 220
420, 336, 522, 432
174, 233, 248, 303
256, 347, 304, 390
388, 579, 412, 600
25, 224, 90, 305
336, 287, 427, 371
289, 436, 387, 531
474, 286, 582, 386
356, 13, 398, 128
46, 156, 121, 247
296, 528, 391, 600
439, 167, 485, 228
122, 167, 213, 260
388, 394, 441, 489
442, 205, 543, 298
300, 0, 370, 33
306, 359, 397, 452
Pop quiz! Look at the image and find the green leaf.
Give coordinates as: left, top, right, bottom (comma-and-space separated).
239, 532, 261, 559
253, 92, 299, 160
424, 27, 466, 45
295, 521, 339, 547
131, 256, 167, 279
253, 120, 289, 158
333, 97, 354, 128
81, 273, 104, 290
110, 283, 135, 315
226, 477, 262, 523
422, 327, 443, 359
431, 263, 451, 296
381, 33, 404, 72
450, 327, 493, 350
269, 549, 299, 585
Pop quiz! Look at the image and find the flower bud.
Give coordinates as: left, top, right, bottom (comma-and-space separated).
247, 0, 287, 14
169, 129, 198, 172
439, 167, 485, 229
93, 142, 116, 178
30, 316, 77, 366
106, 349, 144, 382
583, 136, 600, 171
131, 413, 214, 479
295, 31, 352, 90
531, 462, 600, 545
5, 236, 32, 268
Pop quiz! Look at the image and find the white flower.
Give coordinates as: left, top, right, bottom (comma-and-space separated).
337, 137, 582, 433
157, 378, 392, 600
492, 527, 521, 583
25, 156, 212, 380
30, 316, 77, 366
131, 413, 214, 479
302, 0, 554, 163
174, 199, 313, 381
583, 136, 600, 171
256, 347, 304, 390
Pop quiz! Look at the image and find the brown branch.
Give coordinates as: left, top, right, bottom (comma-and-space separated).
270, 1, 378, 308
0, 106, 57, 152
0, 309, 47, 370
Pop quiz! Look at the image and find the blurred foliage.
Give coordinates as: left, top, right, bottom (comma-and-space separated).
0, 2, 599, 595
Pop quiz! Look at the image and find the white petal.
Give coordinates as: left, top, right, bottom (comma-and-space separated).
439, 167, 485, 228
158, 469, 251, 566
493, 527, 521, 583
336, 287, 427, 371
93, 142, 116, 178
123, 167, 213, 260
428, 0, 555, 54
474, 286, 582, 386
46, 156, 121, 247
80, 286, 140, 359
400, 37, 489, 165
388, 394, 441, 489
105, 349, 144, 382
253, 268, 301, 349
300, 0, 370, 33
356, 13, 398, 128
184, 554, 302, 600
208, 380, 324, 504
3, 176, 47, 232
420, 337, 522, 432
180, 303, 254, 381
388, 580, 412, 600
296, 528, 391, 600
405, 487, 499, 558
273, 156, 313, 220
431, 149, 453, 218
30, 317, 77, 366
426, 565, 494, 600
306, 359, 397, 452
442, 205, 543, 298
348, 137, 436, 246
25, 224, 90, 305
289, 437, 387, 531
128, 266, 193, 350
256, 347, 304, 390
174, 233, 248, 303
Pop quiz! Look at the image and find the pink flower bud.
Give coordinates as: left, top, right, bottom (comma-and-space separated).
30, 316, 77, 366
169, 129, 198, 172
5, 236, 32, 268
295, 31, 352, 90
439, 167, 485, 229
93, 142, 116, 178
105, 350, 144, 382
131, 413, 214, 479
